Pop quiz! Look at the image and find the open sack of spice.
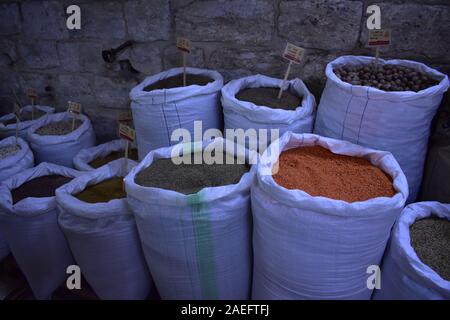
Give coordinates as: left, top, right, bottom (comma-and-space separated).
56, 159, 152, 300
0, 136, 34, 181
27, 112, 96, 168
221, 74, 316, 151
124, 137, 257, 299
251, 132, 408, 299
0, 162, 81, 299
373, 201, 450, 300
0, 104, 54, 140
73, 139, 139, 171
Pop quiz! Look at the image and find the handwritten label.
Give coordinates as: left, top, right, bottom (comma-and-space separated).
282, 43, 305, 64
177, 37, 191, 53
67, 101, 82, 115
117, 110, 133, 123
368, 29, 391, 47
27, 88, 38, 99
119, 123, 135, 142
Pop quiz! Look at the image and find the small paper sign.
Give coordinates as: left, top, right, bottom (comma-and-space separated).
14, 103, 21, 118
27, 88, 37, 99
67, 101, 82, 115
119, 123, 135, 142
282, 43, 305, 64
177, 37, 191, 53
368, 29, 391, 47
117, 110, 133, 123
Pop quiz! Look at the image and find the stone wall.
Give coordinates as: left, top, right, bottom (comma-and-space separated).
1, 0, 449, 142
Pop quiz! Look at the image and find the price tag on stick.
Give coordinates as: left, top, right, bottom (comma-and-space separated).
177, 37, 191, 87
278, 43, 305, 99
368, 29, 391, 67
27, 88, 37, 120
67, 101, 82, 132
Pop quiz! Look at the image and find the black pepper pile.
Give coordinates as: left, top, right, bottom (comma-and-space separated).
333, 63, 439, 92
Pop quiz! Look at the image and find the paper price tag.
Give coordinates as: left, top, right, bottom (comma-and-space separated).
14, 103, 21, 118
282, 43, 305, 64
117, 110, 133, 123
67, 101, 82, 115
27, 88, 38, 99
368, 29, 391, 47
119, 123, 135, 142
177, 37, 191, 53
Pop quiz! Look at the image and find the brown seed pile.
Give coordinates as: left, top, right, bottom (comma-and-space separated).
88, 148, 139, 169
12, 174, 73, 204
236, 87, 302, 111
273, 146, 396, 202
75, 177, 126, 203
144, 74, 213, 91
334, 63, 439, 92
0, 144, 20, 160
410, 217, 450, 281
36, 119, 82, 136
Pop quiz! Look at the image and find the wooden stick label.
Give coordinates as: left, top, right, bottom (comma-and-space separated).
282, 43, 305, 64
27, 88, 38, 99
368, 29, 391, 47
67, 101, 82, 115
119, 123, 135, 142
14, 103, 21, 119
177, 37, 191, 53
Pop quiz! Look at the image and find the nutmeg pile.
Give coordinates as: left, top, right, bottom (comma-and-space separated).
333, 63, 439, 92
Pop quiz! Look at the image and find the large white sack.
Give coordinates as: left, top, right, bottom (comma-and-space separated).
0, 105, 55, 140
314, 56, 449, 203
56, 159, 152, 300
373, 201, 450, 300
221, 74, 316, 150
124, 138, 255, 299
73, 139, 138, 171
27, 112, 96, 168
130, 67, 223, 159
0, 162, 80, 299
251, 132, 408, 299
0, 136, 34, 181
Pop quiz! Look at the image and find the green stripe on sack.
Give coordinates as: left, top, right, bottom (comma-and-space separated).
188, 193, 218, 299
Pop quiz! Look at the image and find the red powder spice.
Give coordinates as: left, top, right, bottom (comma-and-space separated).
273, 146, 396, 202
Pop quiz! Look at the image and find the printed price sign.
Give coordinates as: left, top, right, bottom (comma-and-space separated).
67, 101, 82, 115
27, 88, 37, 99
119, 123, 135, 142
118, 110, 133, 123
282, 43, 305, 64
368, 29, 391, 47
14, 103, 21, 118
177, 37, 191, 53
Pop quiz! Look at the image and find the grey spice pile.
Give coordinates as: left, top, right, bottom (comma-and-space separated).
135, 152, 249, 195
36, 120, 82, 136
410, 217, 450, 281
334, 63, 439, 92
0, 144, 20, 160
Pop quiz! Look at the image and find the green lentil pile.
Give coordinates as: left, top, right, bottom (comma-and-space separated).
36, 119, 82, 136
135, 152, 249, 195
88, 148, 139, 169
75, 177, 126, 203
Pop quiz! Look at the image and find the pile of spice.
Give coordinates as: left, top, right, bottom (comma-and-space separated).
75, 177, 126, 203
236, 87, 302, 111
273, 146, 396, 202
36, 119, 82, 136
1, 109, 46, 126
334, 63, 439, 92
0, 144, 20, 160
410, 217, 450, 281
12, 175, 73, 204
88, 148, 139, 169
135, 152, 249, 195
144, 74, 213, 91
